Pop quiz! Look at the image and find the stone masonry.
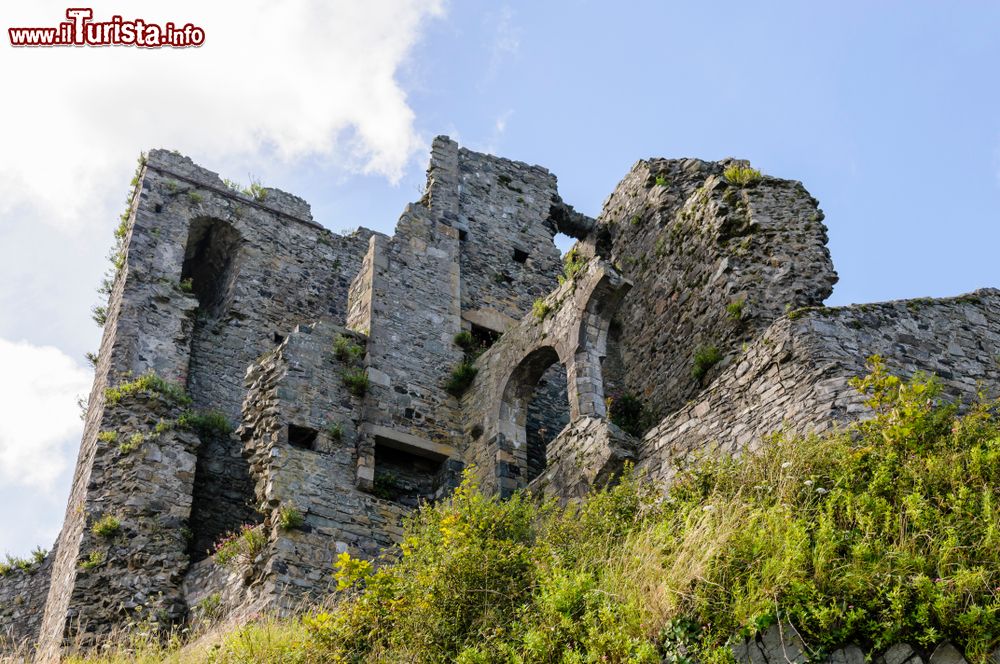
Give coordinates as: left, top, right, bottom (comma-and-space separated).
1, 137, 997, 661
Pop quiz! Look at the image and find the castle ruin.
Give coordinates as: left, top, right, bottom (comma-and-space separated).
2, 137, 998, 660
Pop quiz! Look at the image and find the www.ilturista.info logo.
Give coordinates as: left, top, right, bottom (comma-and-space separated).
9, 8, 205, 48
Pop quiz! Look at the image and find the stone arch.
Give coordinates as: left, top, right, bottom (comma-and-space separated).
471, 259, 632, 495
181, 216, 242, 318
498, 346, 570, 485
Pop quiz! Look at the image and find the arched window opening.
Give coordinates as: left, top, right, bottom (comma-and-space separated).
500, 347, 570, 486
181, 217, 241, 318
525, 363, 570, 482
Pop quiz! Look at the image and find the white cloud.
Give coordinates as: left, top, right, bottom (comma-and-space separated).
0, 0, 445, 231
0, 339, 91, 490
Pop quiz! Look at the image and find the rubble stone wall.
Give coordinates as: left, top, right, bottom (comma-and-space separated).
637, 289, 1000, 484
598, 158, 837, 420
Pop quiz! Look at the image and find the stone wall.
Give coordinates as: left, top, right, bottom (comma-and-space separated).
453, 141, 564, 329
0, 555, 52, 651
240, 320, 421, 611
462, 258, 631, 495
597, 158, 837, 420
38, 149, 372, 657
637, 289, 1000, 484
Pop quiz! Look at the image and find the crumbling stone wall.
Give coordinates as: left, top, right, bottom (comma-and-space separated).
38, 150, 372, 658
637, 289, 1000, 484
0, 554, 52, 651
597, 158, 837, 421
23, 135, 1000, 661
239, 321, 422, 612
453, 141, 564, 329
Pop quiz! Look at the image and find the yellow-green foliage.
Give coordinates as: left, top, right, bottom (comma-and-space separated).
557, 246, 588, 285
213, 525, 268, 567
55, 360, 1000, 663
104, 372, 192, 407
278, 505, 305, 531
532, 298, 552, 321
723, 164, 763, 186
91, 515, 121, 538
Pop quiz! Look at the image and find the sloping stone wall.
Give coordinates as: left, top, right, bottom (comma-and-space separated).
598, 158, 837, 421
637, 289, 1000, 484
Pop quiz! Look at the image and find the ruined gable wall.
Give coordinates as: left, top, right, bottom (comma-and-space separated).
637, 290, 1000, 485
599, 159, 837, 421
455, 143, 564, 328
38, 149, 372, 657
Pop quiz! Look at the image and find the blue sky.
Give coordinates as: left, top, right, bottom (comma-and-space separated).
1, 1, 998, 557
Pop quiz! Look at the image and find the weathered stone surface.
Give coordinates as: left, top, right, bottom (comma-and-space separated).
637, 289, 1000, 484
930, 642, 968, 664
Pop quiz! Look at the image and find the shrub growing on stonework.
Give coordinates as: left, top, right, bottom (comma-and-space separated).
333, 334, 364, 363
445, 361, 478, 397
91, 515, 121, 538
342, 368, 369, 397
277, 506, 305, 531
214, 524, 268, 567
723, 164, 762, 186
691, 344, 722, 382
532, 298, 552, 322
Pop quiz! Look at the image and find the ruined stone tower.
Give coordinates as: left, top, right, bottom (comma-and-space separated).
2, 138, 998, 660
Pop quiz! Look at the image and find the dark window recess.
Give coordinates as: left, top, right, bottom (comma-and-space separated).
371, 441, 443, 507
513, 248, 529, 263
154, 203, 163, 213
288, 424, 318, 450
273, 332, 285, 344
458, 229, 468, 241
471, 323, 502, 350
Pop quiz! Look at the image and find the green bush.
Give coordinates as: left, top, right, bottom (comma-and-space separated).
557, 247, 588, 286
532, 298, 552, 322
79, 550, 105, 571
277, 505, 305, 531
453, 330, 475, 351
726, 297, 745, 321
327, 421, 343, 441
300, 362, 1000, 662
91, 515, 121, 538
177, 409, 233, 437
723, 164, 762, 186
606, 391, 650, 438
691, 344, 722, 382
446, 361, 478, 397
52, 363, 1000, 663
333, 334, 364, 363
342, 368, 369, 397
104, 372, 192, 407
214, 524, 268, 567
119, 432, 144, 454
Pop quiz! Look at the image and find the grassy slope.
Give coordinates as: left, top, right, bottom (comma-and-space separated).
67, 359, 1000, 663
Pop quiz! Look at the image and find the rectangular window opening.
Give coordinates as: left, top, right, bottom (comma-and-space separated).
372, 440, 444, 507
512, 248, 529, 263
471, 323, 502, 351
288, 424, 318, 450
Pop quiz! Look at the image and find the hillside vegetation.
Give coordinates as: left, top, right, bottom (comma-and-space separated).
68, 359, 1000, 663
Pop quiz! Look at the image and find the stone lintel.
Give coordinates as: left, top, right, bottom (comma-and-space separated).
362, 424, 458, 461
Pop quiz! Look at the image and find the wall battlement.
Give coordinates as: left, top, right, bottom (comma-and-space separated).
3, 138, 997, 660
